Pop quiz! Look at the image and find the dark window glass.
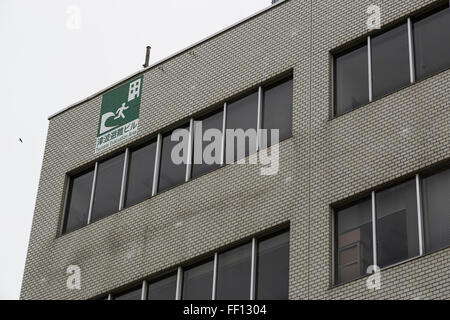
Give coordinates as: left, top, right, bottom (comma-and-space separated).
216, 242, 252, 300
422, 168, 450, 253
414, 5, 450, 80
372, 23, 410, 99
376, 180, 419, 268
192, 110, 223, 179
147, 274, 177, 300
62, 169, 94, 234
158, 125, 189, 193
256, 231, 290, 300
261, 78, 293, 148
125, 141, 157, 208
182, 260, 214, 300
335, 198, 373, 284
91, 153, 125, 222
335, 44, 369, 116
114, 286, 142, 300
225, 92, 258, 163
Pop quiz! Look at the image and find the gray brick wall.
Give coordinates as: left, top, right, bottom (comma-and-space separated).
21, 0, 450, 300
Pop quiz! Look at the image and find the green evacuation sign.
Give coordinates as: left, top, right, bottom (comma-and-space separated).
95, 76, 143, 153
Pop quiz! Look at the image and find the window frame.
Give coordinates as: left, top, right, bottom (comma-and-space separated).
370, 22, 411, 100
89, 151, 126, 223
191, 107, 225, 179
261, 76, 294, 147
146, 272, 179, 301
332, 174, 432, 286
332, 41, 371, 117
333, 22, 415, 117
181, 259, 215, 300
156, 123, 191, 194
224, 89, 260, 164
60, 166, 96, 235
412, 1, 450, 82
332, 197, 374, 285
95, 227, 290, 300
123, 140, 158, 209
111, 284, 143, 300
255, 230, 290, 300
60, 73, 294, 235
215, 240, 253, 300
420, 167, 450, 254
332, 1, 450, 118
57, 74, 295, 237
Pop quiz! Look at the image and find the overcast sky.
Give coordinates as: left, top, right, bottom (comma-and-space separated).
0, 0, 270, 300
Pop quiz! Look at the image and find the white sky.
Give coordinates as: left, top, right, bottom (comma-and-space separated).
0, 0, 270, 300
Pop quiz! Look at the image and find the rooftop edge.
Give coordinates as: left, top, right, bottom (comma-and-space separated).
48, 0, 287, 120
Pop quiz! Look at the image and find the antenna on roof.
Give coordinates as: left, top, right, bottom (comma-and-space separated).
143, 46, 151, 68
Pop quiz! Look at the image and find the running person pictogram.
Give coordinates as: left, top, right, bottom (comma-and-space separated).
114, 103, 129, 120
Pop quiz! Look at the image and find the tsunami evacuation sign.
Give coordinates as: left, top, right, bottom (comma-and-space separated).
95, 76, 143, 153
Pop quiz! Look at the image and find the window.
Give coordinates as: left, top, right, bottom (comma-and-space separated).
192, 110, 223, 179
125, 141, 157, 208
371, 23, 410, 99
158, 125, 189, 193
113, 286, 142, 300
96, 230, 290, 300
333, 167, 450, 285
216, 242, 252, 300
91, 153, 125, 222
333, 3, 450, 116
61, 74, 294, 234
414, 4, 450, 81
147, 274, 177, 300
375, 179, 420, 268
334, 44, 369, 116
62, 168, 94, 234
182, 260, 214, 300
422, 168, 450, 253
335, 198, 373, 284
225, 92, 258, 163
256, 231, 290, 300
335, 180, 421, 284
261, 78, 293, 147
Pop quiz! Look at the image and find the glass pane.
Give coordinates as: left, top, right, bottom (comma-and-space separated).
262, 78, 293, 148
414, 5, 450, 81
376, 180, 420, 268
340, 264, 359, 283
62, 169, 94, 234
147, 274, 177, 300
372, 23, 410, 99
182, 260, 214, 300
158, 125, 189, 193
91, 153, 125, 222
216, 242, 252, 300
225, 92, 258, 163
192, 110, 223, 179
336, 198, 373, 284
114, 286, 142, 300
339, 246, 359, 265
335, 44, 369, 116
422, 168, 450, 253
125, 141, 157, 208
256, 231, 290, 300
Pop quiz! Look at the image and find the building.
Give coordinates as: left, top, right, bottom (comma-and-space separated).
21, 0, 450, 300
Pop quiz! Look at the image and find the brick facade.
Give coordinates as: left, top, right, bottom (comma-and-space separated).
21, 0, 450, 300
